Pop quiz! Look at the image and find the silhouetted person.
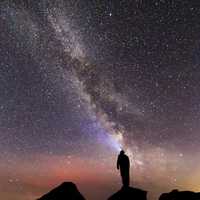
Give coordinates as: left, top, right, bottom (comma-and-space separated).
117, 150, 130, 187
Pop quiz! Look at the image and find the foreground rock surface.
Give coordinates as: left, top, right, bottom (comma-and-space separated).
108, 186, 147, 200
159, 189, 200, 200
37, 182, 86, 200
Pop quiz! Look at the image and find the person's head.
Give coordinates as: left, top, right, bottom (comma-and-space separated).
120, 150, 125, 155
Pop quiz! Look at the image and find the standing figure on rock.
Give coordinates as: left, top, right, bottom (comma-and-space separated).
117, 150, 130, 187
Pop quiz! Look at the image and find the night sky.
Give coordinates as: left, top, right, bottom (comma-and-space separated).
1, 1, 200, 200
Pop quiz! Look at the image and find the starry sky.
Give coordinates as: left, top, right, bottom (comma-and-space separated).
1, 1, 200, 200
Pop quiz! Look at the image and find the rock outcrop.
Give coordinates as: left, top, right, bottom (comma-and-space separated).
37, 182, 86, 200
108, 186, 147, 200
159, 189, 200, 200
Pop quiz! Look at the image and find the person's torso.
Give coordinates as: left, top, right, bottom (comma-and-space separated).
119, 155, 129, 168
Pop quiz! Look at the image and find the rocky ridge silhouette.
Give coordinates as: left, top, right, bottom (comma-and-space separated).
107, 186, 147, 200
37, 182, 200, 200
159, 189, 200, 200
37, 182, 86, 200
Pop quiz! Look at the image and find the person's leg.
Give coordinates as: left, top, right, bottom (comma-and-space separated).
122, 168, 129, 187
126, 169, 130, 186
120, 169, 126, 187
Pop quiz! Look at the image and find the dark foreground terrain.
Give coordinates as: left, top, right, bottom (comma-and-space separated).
37, 182, 200, 200
37, 182, 86, 200
107, 186, 147, 200
159, 189, 200, 200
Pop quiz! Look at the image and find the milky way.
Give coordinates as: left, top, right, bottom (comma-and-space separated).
1, 1, 200, 200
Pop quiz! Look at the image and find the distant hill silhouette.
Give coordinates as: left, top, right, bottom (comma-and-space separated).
159, 189, 200, 200
107, 186, 147, 200
37, 182, 86, 200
